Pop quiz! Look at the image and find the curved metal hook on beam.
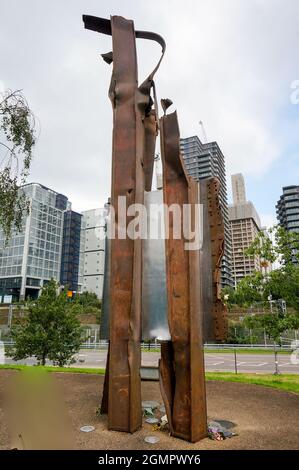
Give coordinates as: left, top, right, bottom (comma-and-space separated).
83, 15, 166, 85
83, 15, 165, 51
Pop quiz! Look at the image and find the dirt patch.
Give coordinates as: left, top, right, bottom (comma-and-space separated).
0, 370, 298, 450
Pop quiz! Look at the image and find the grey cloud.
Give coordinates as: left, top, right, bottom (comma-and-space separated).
1, 0, 298, 213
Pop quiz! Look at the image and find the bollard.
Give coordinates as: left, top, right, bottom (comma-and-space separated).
234, 347, 238, 374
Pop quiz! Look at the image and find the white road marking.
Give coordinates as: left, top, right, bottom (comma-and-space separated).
210, 361, 225, 366
279, 362, 291, 366
236, 362, 246, 366
243, 362, 268, 367
205, 355, 226, 360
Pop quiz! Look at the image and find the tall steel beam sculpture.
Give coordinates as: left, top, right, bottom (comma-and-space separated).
83, 15, 165, 433
159, 104, 207, 442
83, 14, 227, 442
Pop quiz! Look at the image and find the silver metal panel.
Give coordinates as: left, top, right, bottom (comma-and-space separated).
100, 191, 170, 341
142, 190, 170, 341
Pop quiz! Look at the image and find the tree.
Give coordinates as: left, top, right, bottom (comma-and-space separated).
223, 271, 264, 307
225, 226, 299, 311
244, 311, 299, 346
75, 291, 102, 323
246, 225, 299, 265
246, 225, 299, 311
6, 280, 83, 366
0, 89, 36, 241
75, 291, 101, 310
262, 265, 299, 311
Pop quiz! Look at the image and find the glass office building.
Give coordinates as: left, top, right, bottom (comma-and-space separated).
60, 209, 82, 292
0, 183, 81, 301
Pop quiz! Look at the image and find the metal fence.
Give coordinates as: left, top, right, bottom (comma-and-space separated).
0, 339, 297, 351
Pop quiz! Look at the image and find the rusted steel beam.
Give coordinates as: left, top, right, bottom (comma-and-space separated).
199, 179, 214, 342
83, 14, 165, 433
84, 14, 142, 433
159, 106, 207, 442
199, 178, 228, 342
206, 178, 228, 341
107, 15, 142, 433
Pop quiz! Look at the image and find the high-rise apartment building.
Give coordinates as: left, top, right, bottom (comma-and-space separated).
276, 186, 299, 233
232, 173, 246, 205
228, 174, 263, 286
276, 185, 299, 264
0, 183, 81, 301
229, 202, 262, 286
180, 135, 233, 287
79, 208, 106, 299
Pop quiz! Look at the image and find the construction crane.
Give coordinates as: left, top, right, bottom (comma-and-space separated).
199, 120, 208, 143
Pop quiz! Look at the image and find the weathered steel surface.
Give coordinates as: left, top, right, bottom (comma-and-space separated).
199, 178, 227, 342
159, 107, 207, 442
206, 178, 228, 341
84, 14, 142, 432
83, 14, 165, 433
199, 179, 214, 342
107, 15, 142, 433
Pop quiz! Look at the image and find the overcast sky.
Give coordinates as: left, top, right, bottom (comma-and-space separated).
1, 0, 299, 227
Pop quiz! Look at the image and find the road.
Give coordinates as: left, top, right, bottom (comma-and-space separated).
4, 349, 299, 374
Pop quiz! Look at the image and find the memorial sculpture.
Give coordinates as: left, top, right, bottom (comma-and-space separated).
83, 14, 227, 443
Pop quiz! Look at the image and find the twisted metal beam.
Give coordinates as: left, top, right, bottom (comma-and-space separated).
159, 106, 207, 442
83, 14, 165, 433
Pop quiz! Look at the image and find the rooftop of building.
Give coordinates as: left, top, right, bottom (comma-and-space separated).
21, 182, 67, 199
282, 185, 299, 190
228, 201, 261, 229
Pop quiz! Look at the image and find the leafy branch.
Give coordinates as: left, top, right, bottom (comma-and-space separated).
0, 89, 36, 241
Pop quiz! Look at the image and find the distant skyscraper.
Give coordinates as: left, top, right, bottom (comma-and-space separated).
276, 185, 299, 233
232, 173, 246, 205
276, 185, 299, 264
60, 209, 82, 292
180, 135, 233, 287
0, 183, 81, 301
228, 174, 264, 286
79, 208, 106, 299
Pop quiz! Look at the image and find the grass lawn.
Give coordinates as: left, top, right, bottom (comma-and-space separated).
1, 364, 298, 394
0, 364, 106, 375
204, 348, 290, 355
205, 371, 299, 394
